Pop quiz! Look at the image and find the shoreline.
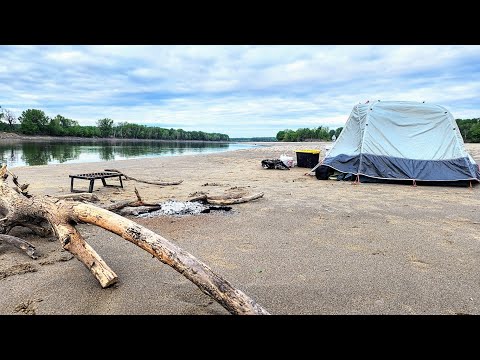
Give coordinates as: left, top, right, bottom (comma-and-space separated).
0, 132, 232, 143
0, 131, 277, 145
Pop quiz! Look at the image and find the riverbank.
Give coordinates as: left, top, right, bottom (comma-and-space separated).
1, 142, 479, 314
0, 131, 235, 143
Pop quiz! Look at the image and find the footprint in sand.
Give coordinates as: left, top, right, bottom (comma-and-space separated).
0, 263, 38, 280
39, 249, 74, 265
14, 298, 43, 315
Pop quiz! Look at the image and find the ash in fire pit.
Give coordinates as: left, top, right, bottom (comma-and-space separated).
137, 200, 232, 218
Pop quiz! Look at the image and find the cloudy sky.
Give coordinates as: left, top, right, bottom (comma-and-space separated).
1, 45, 479, 137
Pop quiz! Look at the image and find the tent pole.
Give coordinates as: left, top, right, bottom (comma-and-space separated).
353, 174, 360, 185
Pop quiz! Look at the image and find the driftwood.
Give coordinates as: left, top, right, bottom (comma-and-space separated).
207, 192, 264, 205
52, 193, 100, 202
118, 205, 161, 216
0, 234, 38, 259
0, 165, 268, 315
104, 187, 158, 211
104, 168, 183, 186
189, 192, 265, 205
106, 188, 263, 216
104, 187, 162, 216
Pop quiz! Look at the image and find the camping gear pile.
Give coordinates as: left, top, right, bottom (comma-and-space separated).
261, 159, 290, 170
261, 154, 295, 170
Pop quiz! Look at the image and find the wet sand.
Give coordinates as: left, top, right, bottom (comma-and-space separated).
1, 142, 479, 315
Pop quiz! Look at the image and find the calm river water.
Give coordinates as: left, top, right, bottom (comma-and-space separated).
0, 140, 255, 168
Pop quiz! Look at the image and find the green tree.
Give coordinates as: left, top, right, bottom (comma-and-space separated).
51, 114, 78, 135
335, 127, 343, 138
97, 118, 114, 137
276, 130, 286, 141
18, 109, 49, 135
310, 126, 328, 140
469, 122, 480, 143
456, 118, 480, 142
47, 116, 64, 136
283, 129, 298, 142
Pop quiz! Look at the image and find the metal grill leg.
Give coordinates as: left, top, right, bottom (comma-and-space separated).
89, 179, 95, 193
70, 177, 74, 192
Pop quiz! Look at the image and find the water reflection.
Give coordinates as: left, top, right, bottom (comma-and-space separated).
0, 140, 250, 167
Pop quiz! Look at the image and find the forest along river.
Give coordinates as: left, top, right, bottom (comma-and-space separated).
0, 140, 256, 167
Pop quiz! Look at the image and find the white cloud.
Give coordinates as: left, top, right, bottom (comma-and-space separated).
45, 50, 86, 62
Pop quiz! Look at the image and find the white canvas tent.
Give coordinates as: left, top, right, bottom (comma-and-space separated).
318, 101, 480, 183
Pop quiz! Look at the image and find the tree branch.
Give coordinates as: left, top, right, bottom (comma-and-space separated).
104, 168, 183, 186
0, 234, 38, 259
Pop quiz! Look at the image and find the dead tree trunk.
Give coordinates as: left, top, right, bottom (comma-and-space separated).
0, 166, 269, 315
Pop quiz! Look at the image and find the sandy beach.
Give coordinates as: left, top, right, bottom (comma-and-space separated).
1, 141, 479, 315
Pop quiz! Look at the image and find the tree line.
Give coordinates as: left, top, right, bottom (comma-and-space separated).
0, 107, 229, 141
276, 126, 344, 142
230, 137, 277, 142
456, 119, 480, 143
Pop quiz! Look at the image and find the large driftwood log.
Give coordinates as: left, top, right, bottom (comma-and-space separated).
104, 168, 183, 186
0, 166, 268, 315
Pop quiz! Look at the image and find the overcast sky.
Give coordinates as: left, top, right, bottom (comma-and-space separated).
1, 45, 479, 137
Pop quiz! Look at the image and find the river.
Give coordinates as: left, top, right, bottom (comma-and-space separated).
0, 140, 255, 167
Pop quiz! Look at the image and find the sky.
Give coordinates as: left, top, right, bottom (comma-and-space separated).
1, 45, 479, 138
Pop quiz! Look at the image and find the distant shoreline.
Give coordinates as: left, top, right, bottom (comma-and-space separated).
0, 132, 233, 143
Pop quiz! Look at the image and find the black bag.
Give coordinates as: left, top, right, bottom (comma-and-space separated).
261, 159, 290, 170
315, 165, 333, 180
